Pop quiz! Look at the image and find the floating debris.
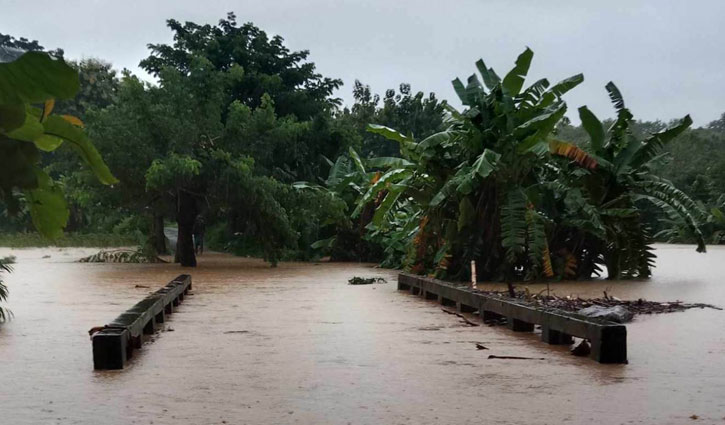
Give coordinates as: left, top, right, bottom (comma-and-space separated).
571, 340, 591, 357
470, 287, 721, 317
578, 305, 634, 323
78, 249, 166, 264
348, 276, 387, 285
441, 308, 479, 326
488, 355, 545, 360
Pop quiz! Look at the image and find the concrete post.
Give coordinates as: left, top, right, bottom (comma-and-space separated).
92, 329, 129, 370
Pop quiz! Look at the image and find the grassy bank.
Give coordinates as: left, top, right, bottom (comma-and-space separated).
0, 233, 138, 248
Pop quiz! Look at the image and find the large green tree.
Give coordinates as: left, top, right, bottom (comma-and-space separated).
140, 12, 341, 121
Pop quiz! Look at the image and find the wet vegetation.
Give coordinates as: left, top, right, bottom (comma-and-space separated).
0, 256, 12, 321
1, 13, 724, 286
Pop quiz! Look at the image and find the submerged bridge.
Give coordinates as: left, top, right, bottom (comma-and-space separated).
91, 275, 192, 369
398, 273, 627, 363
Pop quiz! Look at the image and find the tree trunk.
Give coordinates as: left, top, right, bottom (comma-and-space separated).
174, 189, 197, 267
150, 212, 167, 255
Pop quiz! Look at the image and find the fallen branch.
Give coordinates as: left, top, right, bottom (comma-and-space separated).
472, 287, 722, 316
488, 355, 545, 360
441, 308, 479, 326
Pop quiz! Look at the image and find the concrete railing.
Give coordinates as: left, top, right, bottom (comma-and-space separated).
398, 273, 627, 364
91, 275, 192, 370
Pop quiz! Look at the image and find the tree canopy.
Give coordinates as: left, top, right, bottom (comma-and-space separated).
140, 12, 342, 120
1, 17, 722, 279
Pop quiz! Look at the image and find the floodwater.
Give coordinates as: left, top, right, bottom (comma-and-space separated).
0, 245, 723, 425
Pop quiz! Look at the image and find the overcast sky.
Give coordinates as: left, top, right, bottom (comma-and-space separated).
3, 0, 724, 126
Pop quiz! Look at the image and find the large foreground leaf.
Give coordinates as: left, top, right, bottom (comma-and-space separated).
24, 168, 69, 239
0, 52, 79, 104
42, 115, 118, 185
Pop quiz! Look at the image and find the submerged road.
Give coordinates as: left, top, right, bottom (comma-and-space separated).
0, 245, 723, 424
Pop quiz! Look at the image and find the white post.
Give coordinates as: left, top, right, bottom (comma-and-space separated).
471, 260, 477, 289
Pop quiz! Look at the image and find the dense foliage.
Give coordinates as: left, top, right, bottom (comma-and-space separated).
0, 46, 116, 238
1, 16, 723, 282
0, 256, 12, 321
332, 49, 709, 281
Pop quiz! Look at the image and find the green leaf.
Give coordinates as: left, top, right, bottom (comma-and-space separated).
452, 78, 468, 105
475, 59, 501, 91
525, 207, 548, 275
348, 147, 366, 175
418, 130, 452, 151
24, 168, 69, 239
0, 104, 26, 132
291, 181, 323, 191
464, 74, 485, 106
352, 169, 410, 217
636, 192, 706, 253
578, 106, 605, 153
630, 115, 692, 168
547, 74, 584, 98
326, 155, 351, 186
502, 47, 533, 96
311, 236, 336, 250
0, 52, 79, 104
366, 157, 413, 169
515, 104, 566, 134
516, 105, 567, 153
501, 189, 528, 264
6, 108, 43, 142
33, 134, 64, 152
518, 78, 549, 108
372, 188, 404, 226
605, 81, 626, 112
430, 167, 473, 207
366, 124, 413, 144
472, 149, 500, 178
42, 115, 118, 184
538, 74, 584, 108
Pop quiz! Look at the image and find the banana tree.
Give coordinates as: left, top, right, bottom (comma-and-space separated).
297, 147, 395, 261
358, 48, 589, 282
567, 83, 706, 278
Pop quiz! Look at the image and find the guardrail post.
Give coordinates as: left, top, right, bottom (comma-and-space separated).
541, 326, 573, 345
590, 325, 627, 363
92, 328, 129, 370
507, 318, 534, 332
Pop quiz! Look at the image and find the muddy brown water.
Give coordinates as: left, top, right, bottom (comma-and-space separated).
0, 245, 723, 424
